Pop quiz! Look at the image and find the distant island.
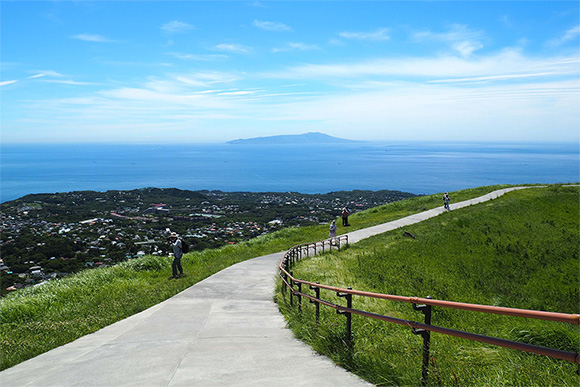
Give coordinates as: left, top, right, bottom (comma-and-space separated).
227, 132, 361, 145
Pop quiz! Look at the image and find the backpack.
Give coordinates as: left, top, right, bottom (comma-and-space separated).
181, 239, 189, 254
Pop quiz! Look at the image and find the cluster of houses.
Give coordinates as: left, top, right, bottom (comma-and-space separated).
0, 204, 284, 292
2, 189, 412, 293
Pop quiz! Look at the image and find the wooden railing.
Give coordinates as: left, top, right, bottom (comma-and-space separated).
278, 237, 580, 383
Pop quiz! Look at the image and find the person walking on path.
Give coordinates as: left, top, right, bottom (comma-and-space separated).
341, 207, 350, 226
443, 192, 451, 211
329, 220, 337, 244
168, 232, 184, 279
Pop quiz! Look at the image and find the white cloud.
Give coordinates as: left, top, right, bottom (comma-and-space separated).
412, 24, 485, 57
44, 80, 97, 86
252, 78, 579, 141
272, 42, 320, 52
218, 90, 261, 96
169, 52, 229, 61
264, 51, 578, 82
253, 20, 292, 31
7, 47, 578, 143
428, 72, 571, 84
215, 44, 251, 53
339, 28, 390, 41
499, 14, 512, 28
143, 71, 241, 93
289, 42, 319, 50
562, 25, 580, 41
71, 34, 114, 43
161, 20, 195, 34
250, 2, 267, 8
548, 25, 580, 47
0, 80, 18, 87
452, 41, 484, 57
29, 71, 93, 86
28, 70, 63, 78
1, 70, 65, 87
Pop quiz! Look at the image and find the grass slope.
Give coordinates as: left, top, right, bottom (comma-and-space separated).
0, 184, 547, 371
276, 185, 579, 386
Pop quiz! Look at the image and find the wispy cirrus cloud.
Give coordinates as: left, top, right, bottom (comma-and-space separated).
499, 14, 512, 28
253, 20, 292, 31
412, 24, 485, 57
288, 42, 319, 50
71, 34, 115, 43
143, 71, 241, 93
452, 41, 484, 57
218, 90, 262, 96
427, 72, 569, 84
263, 50, 579, 86
272, 42, 320, 53
29, 70, 63, 78
44, 80, 98, 86
339, 28, 390, 41
2, 70, 64, 87
161, 20, 195, 34
250, 2, 267, 8
0, 80, 18, 87
169, 52, 229, 61
547, 25, 580, 47
9, 48, 579, 143
215, 43, 251, 53
31, 71, 94, 86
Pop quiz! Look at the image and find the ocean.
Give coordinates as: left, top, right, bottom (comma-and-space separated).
1, 141, 578, 203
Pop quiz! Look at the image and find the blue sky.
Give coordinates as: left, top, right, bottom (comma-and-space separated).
1, 1, 579, 143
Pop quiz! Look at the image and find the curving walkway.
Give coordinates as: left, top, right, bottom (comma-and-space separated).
0, 187, 533, 386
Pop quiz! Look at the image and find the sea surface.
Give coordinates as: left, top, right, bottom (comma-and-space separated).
1, 141, 578, 203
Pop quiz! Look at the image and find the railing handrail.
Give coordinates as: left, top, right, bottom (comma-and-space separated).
278, 238, 580, 371
280, 266, 579, 325
280, 275, 580, 365
292, 237, 344, 250
279, 244, 579, 325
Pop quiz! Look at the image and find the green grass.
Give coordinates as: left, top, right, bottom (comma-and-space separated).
0, 184, 547, 371
276, 185, 580, 386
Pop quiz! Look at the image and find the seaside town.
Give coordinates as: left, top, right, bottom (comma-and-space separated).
0, 188, 415, 295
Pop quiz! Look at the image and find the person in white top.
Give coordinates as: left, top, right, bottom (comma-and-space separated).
329, 220, 337, 244
168, 232, 183, 279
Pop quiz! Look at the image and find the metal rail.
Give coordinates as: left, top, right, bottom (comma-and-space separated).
278, 237, 580, 382
287, 277, 580, 325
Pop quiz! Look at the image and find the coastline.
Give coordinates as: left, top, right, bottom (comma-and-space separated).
1, 141, 578, 203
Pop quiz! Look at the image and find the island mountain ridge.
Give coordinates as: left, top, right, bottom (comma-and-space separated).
227, 132, 360, 145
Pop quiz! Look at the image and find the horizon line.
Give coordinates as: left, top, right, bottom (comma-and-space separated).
2, 139, 579, 146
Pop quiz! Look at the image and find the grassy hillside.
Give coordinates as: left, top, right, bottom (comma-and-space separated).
0, 184, 547, 371
277, 185, 579, 386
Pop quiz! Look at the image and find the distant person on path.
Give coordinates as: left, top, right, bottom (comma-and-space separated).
341, 207, 350, 226
443, 192, 451, 211
329, 220, 337, 244
168, 232, 184, 279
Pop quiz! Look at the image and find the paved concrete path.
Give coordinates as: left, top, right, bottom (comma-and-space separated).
0, 187, 532, 386
346, 186, 532, 244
